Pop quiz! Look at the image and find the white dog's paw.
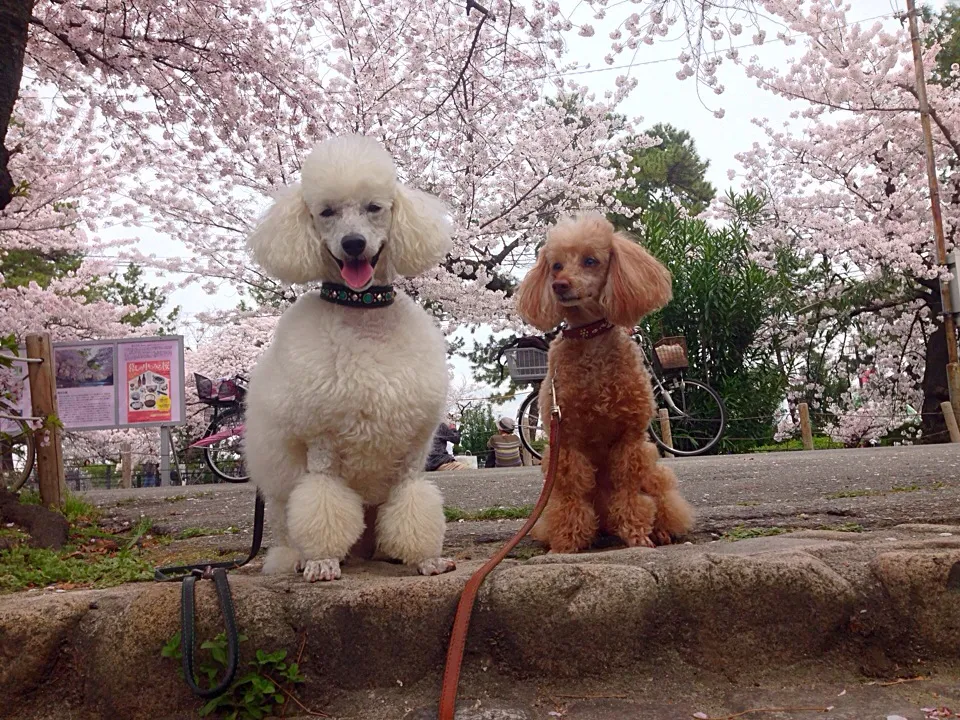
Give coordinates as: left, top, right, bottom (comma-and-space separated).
417, 557, 456, 576
301, 558, 341, 582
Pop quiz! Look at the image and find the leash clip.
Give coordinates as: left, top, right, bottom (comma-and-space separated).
550, 379, 561, 421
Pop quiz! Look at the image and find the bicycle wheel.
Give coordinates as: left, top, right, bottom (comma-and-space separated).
650, 376, 726, 456
0, 418, 35, 492
517, 388, 547, 461
203, 407, 249, 482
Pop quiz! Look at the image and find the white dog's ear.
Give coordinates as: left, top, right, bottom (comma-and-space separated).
247, 183, 322, 284
387, 185, 453, 277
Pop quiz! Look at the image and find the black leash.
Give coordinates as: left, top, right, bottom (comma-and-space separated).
155, 490, 266, 699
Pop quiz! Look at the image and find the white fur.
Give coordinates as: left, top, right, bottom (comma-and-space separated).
247, 135, 452, 286
245, 135, 456, 581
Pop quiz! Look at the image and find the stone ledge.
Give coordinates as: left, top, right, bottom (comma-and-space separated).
4, 525, 960, 719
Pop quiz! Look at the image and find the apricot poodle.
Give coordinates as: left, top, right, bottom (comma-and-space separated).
515, 213, 694, 553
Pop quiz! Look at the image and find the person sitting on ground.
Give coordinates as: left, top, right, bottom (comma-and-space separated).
425, 418, 467, 471
486, 416, 523, 468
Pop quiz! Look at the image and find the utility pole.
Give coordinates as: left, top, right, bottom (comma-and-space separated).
903, 0, 960, 425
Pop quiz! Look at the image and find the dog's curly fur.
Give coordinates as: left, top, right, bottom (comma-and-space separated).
515, 213, 694, 553
243, 135, 456, 581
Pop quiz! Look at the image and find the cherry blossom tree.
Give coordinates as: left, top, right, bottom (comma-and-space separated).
734, 1, 959, 442
97, 1, 642, 326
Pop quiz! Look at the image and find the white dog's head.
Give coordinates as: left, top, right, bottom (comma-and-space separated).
247, 135, 452, 290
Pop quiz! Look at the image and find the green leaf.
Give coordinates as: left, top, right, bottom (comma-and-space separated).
199, 698, 220, 716
161, 632, 182, 660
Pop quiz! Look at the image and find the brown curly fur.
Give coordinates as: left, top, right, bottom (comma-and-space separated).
514, 213, 694, 553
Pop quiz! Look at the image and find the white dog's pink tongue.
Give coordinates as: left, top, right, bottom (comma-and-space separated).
341, 259, 373, 289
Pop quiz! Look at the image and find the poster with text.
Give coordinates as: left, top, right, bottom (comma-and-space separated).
54, 344, 117, 429
118, 339, 183, 426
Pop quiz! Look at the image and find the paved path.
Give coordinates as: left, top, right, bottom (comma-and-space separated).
82, 444, 960, 539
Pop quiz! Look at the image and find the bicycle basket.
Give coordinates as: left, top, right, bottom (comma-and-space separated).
652, 336, 689, 373
503, 347, 548, 382
194, 373, 216, 401
217, 379, 240, 402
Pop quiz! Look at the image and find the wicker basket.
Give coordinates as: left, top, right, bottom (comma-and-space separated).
503, 347, 548, 382
653, 336, 689, 373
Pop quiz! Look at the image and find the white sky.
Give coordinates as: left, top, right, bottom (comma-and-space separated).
111, 0, 943, 418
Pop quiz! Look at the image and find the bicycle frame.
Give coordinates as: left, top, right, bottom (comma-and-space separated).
190, 420, 245, 448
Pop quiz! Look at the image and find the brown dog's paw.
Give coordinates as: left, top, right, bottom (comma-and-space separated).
651, 529, 673, 546
623, 532, 656, 549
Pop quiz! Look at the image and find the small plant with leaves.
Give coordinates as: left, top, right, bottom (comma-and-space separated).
162, 631, 309, 719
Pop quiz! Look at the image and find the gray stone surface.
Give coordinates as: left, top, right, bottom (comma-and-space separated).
5, 525, 960, 719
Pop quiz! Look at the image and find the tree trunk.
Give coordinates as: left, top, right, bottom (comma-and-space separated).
0, 0, 33, 211
922, 318, 951, 443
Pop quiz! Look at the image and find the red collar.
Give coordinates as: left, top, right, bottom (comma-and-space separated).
561, 319, 615, 340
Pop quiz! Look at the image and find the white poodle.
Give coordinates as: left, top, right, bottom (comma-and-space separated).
244, 135, 456, 582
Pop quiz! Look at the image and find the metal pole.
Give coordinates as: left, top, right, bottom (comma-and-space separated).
160, 426, 171, 486
904, 0, 960, 422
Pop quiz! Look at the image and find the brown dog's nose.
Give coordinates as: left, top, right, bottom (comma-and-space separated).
552, 280, 570, 295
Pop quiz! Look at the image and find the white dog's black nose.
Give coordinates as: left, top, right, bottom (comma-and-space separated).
341, 234, 366, 258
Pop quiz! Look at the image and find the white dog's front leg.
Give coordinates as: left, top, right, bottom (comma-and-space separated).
376, 476, 455, 576
287, 471, 365, 582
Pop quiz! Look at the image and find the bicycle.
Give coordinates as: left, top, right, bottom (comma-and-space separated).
499, 328, 727, 459
191, 373, 249, 482
0, 396, 35, 492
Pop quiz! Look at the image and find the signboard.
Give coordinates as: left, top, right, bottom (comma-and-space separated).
53, 343, 117, 429
116, 338, 183, 427
3, 335, 186, 431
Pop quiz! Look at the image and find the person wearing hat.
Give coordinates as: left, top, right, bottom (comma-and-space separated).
486, 416, 523, 468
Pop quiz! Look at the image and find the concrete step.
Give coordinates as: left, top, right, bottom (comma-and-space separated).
5, 524, 960, 719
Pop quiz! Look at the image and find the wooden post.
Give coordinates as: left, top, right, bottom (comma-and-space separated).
25, 333, 64, 509
942, 402, 960, 444
658, 407, 674, 458
905, 0, 960, 424
799, 402, 814, 451
120, 442, 133, 488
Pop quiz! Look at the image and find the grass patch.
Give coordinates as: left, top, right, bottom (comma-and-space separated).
751, 436, 845, 453
176, 526, 237, 540
0, 491, 159, 592
722, 525, 790, 541
825, 489, 882, 500
819, 522, 865, 533
17, 489, 101, 524
444, 505, 533, 522
0, 545, 153, 592
164, 495, 188, 503
891, 484, 922, 493
826, 484, 925, 501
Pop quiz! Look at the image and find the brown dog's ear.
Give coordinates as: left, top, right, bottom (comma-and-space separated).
515, 247, 563, 331
600, 232, 672, 327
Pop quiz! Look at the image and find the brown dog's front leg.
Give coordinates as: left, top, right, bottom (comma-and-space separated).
604, 436, 659, 549
541, 444, 599, 553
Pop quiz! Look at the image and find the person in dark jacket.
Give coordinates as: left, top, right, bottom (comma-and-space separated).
425, 419, 467, 471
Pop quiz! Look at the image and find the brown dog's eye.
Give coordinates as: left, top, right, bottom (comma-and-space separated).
552, 262, 563, 271
366, 203, 382, 213
583, 257, 599, 267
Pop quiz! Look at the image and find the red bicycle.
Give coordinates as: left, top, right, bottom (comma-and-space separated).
190, 373, 248, 482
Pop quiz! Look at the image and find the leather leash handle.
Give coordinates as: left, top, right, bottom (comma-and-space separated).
437, 410, 562, 720
180, 567, 241, 698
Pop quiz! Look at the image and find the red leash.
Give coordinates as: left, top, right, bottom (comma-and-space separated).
437, 395, 562, 719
